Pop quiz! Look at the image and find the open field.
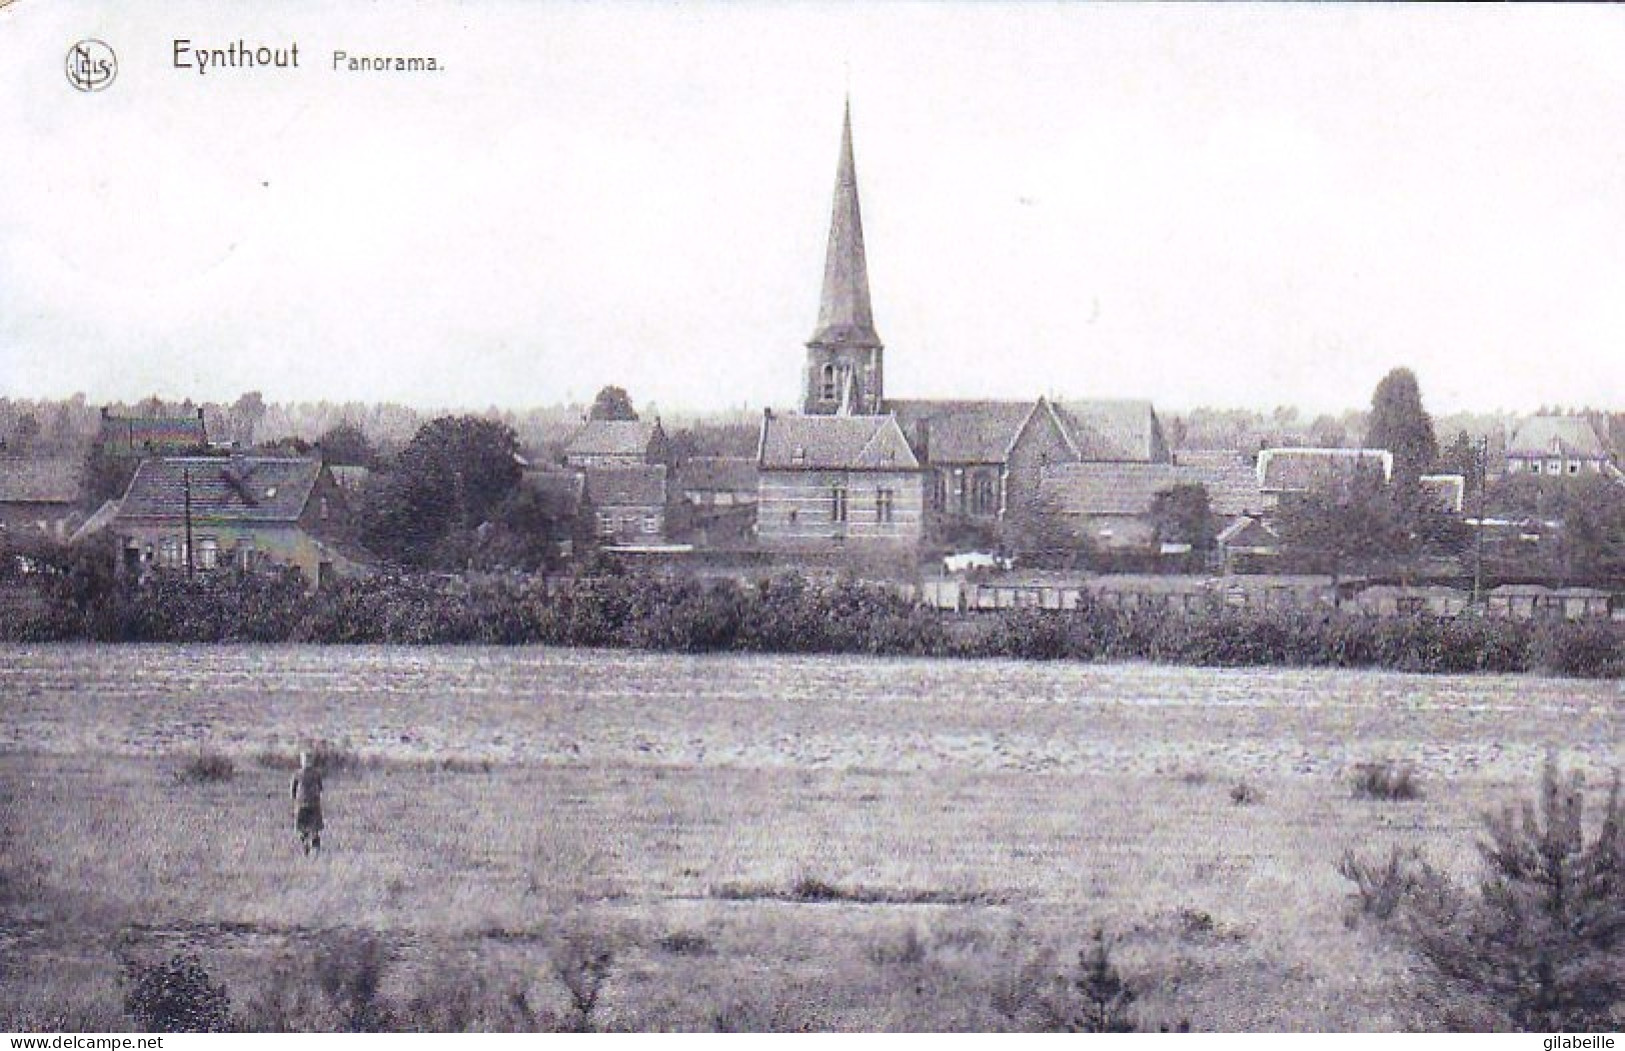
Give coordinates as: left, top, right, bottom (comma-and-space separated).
1, 644, 1621, 1030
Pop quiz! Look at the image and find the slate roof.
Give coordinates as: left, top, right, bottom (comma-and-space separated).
674, 457, 758, 492
116, 457, 323, 523
0, 457, 83, 504
1256, 448, 1392, 493
885, 400, 1039, 464
563, 420, 662, 459
758, 413, 920, 471
1506, 416, 1607, 459
1040, 460, 1262, 519
584, 464, 667, 508
809, 101, 881, 349
522, 469, 588, 517
1053, 400, 1167, 462
97, 414, 208, 455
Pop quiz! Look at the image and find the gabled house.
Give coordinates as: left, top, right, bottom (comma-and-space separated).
562, 419, 671, 468
584, 464, 672, 546
0, 457, 85, 541
755, 410, 923, 552
112, 456, 370, 585
1504, 416, 1611, 478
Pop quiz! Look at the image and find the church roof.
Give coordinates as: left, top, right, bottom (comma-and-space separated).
1052, 400, 1167, 462
886, 400, 1040, 464
1506, 415, 1607, 459
808, 101, 881, 350
758, 413, 919, 471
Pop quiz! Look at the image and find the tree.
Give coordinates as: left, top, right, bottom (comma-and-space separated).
231, 391, 267, 447
10, 412, 39, 453
359, 415, 523, 568
1273, 466, 1410, 577
589, 386, 639, 422
1149, 483, 1217, 551
1437, 429, 1484, 494
1404, 757, 1625, 1030
1365, 368, 1439, 488
1001, 489, 1089, 570
316, 422, 379, 469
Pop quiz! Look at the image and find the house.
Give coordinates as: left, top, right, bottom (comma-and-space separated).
95, 408, 208, 457
1418, 473, 1467, 514
0, 457, 85, 541
1504, 416, 1611, 477
1216, 514, 1279, 571
1255, 447, 1393, 509
584, 464, 671, 546
755, 410, 923, 553
1037, 456, 1264, 552
562, 419, 670, 468
112, 456, 370, 585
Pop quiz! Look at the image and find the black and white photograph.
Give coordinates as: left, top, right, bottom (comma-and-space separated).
2, 1, 1623, 1036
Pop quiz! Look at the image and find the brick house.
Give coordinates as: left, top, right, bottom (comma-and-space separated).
0, 457, 85, 541
584, 464, 672, 546
112, 456, 370, 585
755, 410, 923, 553
563, 419, 671, 469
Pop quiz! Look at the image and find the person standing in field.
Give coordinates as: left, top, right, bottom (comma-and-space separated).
291, 751, 324, 855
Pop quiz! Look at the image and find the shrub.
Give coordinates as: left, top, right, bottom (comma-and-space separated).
1402, 757, 1625, 1031
176, 749, 235, 784
121, 953, 233, 1032
1351, 760, 1420, 801
1040, 927, 1138, 1032
655, 930, 713, 956
1336, 844, 1432, 926
1229, 780, 1260, 806
312, 932, 395, 1031
551, 933, 614, 1033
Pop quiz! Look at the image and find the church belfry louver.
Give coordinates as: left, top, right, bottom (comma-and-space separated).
803, 99, 884, 416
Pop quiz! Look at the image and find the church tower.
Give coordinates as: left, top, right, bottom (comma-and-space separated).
803, 100, 884, 416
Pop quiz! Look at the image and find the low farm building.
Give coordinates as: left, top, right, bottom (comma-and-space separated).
112, 457, 371, 585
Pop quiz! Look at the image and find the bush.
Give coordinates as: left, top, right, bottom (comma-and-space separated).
1336, 844, 1432, 926
1351, 760, 1421, 801
1401, 757, 1625, 1031
551, 933, 614, 1033
121, 953, 233, 1032
176, 750, 235, 784
1229, 780, 1261, 806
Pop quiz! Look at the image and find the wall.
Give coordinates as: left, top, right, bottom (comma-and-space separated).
757, 468, 922, 551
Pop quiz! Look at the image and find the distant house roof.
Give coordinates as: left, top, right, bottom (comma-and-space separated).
1041, 459, 1262, 520
1052, 400, 1167, 462
885, 400, 1039, 464
115, 457, 324, 523
584, 464, 667, 508
1506, 416, 1607, 459
1419, 473, 1466, 514
0, 457, 84, 505
1256, 448, 1393, 493
1216, 515, 1278, 549
522, 468, 587, 517
758, 413, 920, 471
563, 419, 663, 459
1179, 456, 1265, 517
97, 413, 208, 456
675, 456, 758, 492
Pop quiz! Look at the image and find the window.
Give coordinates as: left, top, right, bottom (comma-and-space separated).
196, 537, 219, 571
157, 537, 183, 569
820, 364, 836, 401
642, 515, 659, 534
1531, 461, 1543, 475
596, 511, 617, 537
1568, 462, 1579, 475
876, 488, 895, 524
972, 474, 997, 515
830, 484, 848, 523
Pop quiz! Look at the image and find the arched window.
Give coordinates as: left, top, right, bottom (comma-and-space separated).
820, 364, 836, 402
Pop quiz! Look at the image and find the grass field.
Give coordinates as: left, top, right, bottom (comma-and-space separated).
1, 644, 1620, 1031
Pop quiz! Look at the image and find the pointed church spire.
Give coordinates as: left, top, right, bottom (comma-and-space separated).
809, 98, 881, 349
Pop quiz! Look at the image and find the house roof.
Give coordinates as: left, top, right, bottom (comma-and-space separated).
1041, 460, 1262, 519
115, 457, 323, 523
885, 400, 1040, 464
584, 464, 667, 507
1419, 473, 1466, 513
675, 456, 758, 492
1180, 457, 1265, 517
1053, 400, 1166, 462
0, 457, 84, 505
758, 413, 920, 471
97, 415, 208, 454
1506, 416, 1607, 459
1256, 447, 1393, 493
563, 419, 662, 459
1216, 515, 1277, 548
522, 468, 587, 517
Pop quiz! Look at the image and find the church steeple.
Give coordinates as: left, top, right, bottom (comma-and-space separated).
804, 98, 885, 416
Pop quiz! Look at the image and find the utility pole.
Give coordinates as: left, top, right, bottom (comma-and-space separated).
1472, 436, 1488, 606
184, 466, 195, 581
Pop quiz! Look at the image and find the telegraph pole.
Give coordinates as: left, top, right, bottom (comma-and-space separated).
184, 466, 195, 581
1471, 436, 1488, 606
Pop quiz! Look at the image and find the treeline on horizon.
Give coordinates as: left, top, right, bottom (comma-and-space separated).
2, 545, 1619, 679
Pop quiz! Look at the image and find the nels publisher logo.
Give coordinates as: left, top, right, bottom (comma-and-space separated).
66, 39, 117, 92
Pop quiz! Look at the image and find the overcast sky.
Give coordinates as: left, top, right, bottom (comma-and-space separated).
4, 2, 1625, 417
